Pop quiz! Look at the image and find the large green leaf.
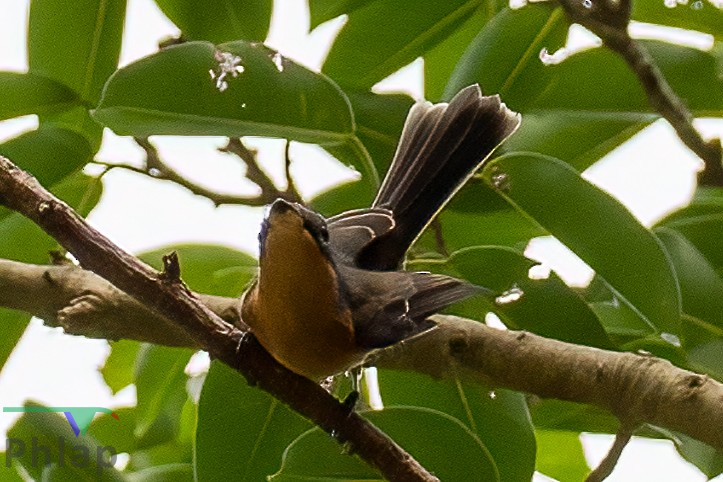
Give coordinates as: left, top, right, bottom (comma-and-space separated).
133, 345, 193, 448
377, 370, 535, 482
322, 0, 485, 89
483, 153, 681, 334
139, 244, 257, 296
0, 72, 79, 121
195, 361, 311, 481
423, 3, 505, 101
271, 406, 499, 481
154, 0, 272, 43
655, 228, 723, 337
94, 41, 354, 144
28, 0, 126, 105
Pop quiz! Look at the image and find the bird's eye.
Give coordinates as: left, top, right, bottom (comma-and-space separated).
319, 225, 329, 242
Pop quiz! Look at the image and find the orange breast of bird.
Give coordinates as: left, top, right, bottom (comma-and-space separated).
241, 208, 362, 381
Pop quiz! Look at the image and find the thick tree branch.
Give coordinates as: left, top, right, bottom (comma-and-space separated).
557, 0, 723, 185
0, 156, 437, 482
378, 316, 723, 452
2, 256, 722, 455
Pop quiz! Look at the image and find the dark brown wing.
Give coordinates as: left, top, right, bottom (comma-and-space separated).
338, 264, 489, 349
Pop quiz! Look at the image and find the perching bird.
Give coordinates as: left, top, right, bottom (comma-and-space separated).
240, 84, 520, 381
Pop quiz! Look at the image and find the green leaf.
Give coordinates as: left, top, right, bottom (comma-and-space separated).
0, 72, 79, 121
154, 0, 272, 43
102, 340, 142, 394
423, 4, 504, 101
532, 399, 620, 434
139, 244, 257, 296
632, 0, 723, 40
689, 339, 723, 382
589, 300, 654, 339
195, 361, 311, 482
28, 0, 126, 105
535, 430, 590, 482
655, 228, 723, 335
445, 5, 568, 104
6, 402, 126, 481
502, 114, 650, 171
651, 427, 723, 479
412, 246, 614, 348
0, 126, 93, 187
674, 432, 723, 479
94, 41, 354, 144
323, 0, 485, 89
344, 91, 414, 172
133, 345, 193, 447
483, 153, 681, 334
377, 370, 535, 482
272, 406, 499, 481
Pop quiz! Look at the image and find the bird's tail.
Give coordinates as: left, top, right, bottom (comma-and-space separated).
359, 84, 520, 270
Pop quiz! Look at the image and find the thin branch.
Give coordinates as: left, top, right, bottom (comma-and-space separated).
586, 425, 635, 482
132, 137, 277, 206
219, 137, 301, 203
283, 140, 302, 202
557, 0, 723, 185
0, 156, 437, 482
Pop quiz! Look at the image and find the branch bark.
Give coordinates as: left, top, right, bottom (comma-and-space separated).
0, 156, 437, 482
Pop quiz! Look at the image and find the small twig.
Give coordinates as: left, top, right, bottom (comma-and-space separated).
220, 137, 299, 202
557, 0, 723, 185
97, 138, 275, 206
283, 140, 302, 202
586, 426, 635, 482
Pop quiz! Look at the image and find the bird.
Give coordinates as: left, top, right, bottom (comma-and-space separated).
240, 84, 520, 381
